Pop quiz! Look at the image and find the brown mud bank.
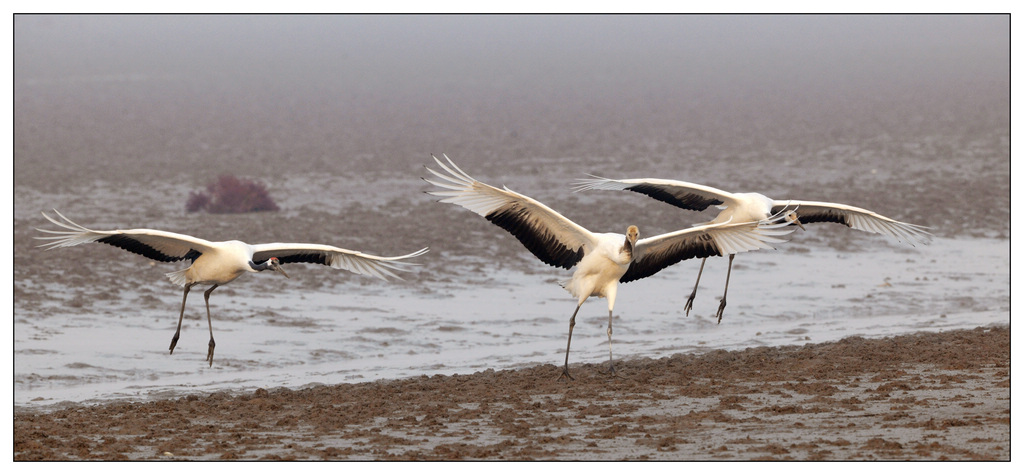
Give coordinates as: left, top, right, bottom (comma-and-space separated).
14, 325, 1009, 461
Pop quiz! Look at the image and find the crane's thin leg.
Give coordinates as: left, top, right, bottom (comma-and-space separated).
203, 284, 219, 367
558, 304, 583, 382
684, 258, 707, 316
715, 255, 735, 324
605, 309, 616, 376
170, 283, 194, 354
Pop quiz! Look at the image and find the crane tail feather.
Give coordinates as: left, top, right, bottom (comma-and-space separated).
165, 269, 189, 287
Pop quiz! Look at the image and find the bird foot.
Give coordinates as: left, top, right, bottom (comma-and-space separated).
716, 299, 727, 324
557, 368, 575, 382
169, 332, 180, 354
206, 339, 216, 367
683, 294, 696, 317
602, 362, 618, 377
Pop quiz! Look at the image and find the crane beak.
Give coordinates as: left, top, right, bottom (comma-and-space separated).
270, 259, 290, 279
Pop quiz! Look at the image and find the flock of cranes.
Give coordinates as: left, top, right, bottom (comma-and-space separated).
573, 175, 933, 323
35, 154, 931, 378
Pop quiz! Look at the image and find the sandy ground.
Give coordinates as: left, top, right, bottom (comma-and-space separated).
13, 326, 1008, 460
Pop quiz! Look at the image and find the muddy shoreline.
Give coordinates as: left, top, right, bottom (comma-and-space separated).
14, 326, 1009, 460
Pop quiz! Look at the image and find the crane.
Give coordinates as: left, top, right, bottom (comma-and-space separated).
574, 176, 932, 322
423, 155, 793, 380
36, 209, 428, 366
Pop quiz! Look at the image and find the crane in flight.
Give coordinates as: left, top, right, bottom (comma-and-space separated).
424, 155, 793, 380
36, 209, 428, 366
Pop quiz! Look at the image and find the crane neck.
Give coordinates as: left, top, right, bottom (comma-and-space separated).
249, 260, 273, 272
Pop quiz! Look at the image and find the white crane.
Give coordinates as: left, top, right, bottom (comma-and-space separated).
35, 209, 428, 366
574, 176, 932, 322
423, 155, 793, 380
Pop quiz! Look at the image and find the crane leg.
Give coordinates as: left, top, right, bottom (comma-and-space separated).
203, 284, 219, 367
558, 304, 583, 382
715, 254, 735, 324
170, 283, 194, 354
605, 309, 616, 376
684, 258, 707, 316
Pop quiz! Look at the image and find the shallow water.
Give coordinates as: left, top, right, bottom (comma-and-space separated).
14, 231, 1008, 407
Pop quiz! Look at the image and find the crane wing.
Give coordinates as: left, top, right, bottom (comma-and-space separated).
770, 201, 932, 246
250, 244, 428, 281
621, 217, 793, 283
424, 154, 598, 270
35, 209, 214, 263
573, 176, 736, 212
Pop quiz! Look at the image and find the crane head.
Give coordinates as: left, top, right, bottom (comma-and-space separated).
268, 257, 290, 279
784, 210, 805, 230
626, 225, 639, 242
625, 225, 639, 252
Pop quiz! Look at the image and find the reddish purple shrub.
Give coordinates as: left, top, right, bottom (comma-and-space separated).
185, 190, 211, 213
186, 175, 280, 214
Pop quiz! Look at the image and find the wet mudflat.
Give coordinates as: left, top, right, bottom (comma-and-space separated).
14, 326, 1009, 460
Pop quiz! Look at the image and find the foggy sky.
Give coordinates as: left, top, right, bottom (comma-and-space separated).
12, 14, 1009, 188
14, 15, 1008, 101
